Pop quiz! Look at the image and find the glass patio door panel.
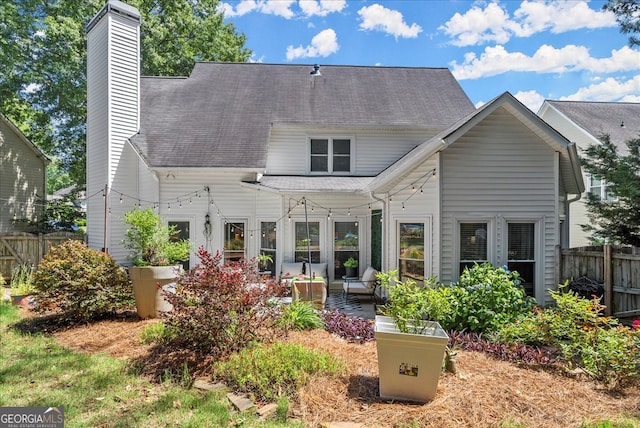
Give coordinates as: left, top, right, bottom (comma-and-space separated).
260, 221, 277, 276
398, 222, 425, 284
295, 221, 320, 263
224, 221, 246, 262
168, 220, 190, 270
334, 221, 359, 279
507, 222, 535, 297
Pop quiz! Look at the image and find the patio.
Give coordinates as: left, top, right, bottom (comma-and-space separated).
324, 283, 377, 320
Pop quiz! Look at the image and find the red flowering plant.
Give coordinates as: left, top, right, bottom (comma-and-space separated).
633, 320, 640, 331
162, 247, 287, 360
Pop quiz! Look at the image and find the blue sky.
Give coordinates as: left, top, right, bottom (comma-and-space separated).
219, 0, 640, 112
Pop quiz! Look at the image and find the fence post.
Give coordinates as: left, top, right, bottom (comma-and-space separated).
603, 244, 612, 316
38, 233, 45, 265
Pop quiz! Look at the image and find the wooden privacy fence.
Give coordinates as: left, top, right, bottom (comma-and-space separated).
558, 245, 640, 318
0, 232, 85, 281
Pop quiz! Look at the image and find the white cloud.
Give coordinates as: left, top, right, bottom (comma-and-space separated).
514, 1, 616, 35
218, 0, 296, 18
514, 90, 545, 112
286, 28, 339, 60
219, 0, 344, 18
299, 0, 347, 17
561, 75, 640, 102
440, 1, 617, 47
451, 45, 640, 80
357, 4, 422, 39
439, 2, 515, 46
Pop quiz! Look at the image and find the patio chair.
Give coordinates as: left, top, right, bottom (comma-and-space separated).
343, 266, 378, 302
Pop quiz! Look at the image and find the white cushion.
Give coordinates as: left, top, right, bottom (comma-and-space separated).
280, 262, 304, 278
305, 262, 327, 279
362, 266, 377, 283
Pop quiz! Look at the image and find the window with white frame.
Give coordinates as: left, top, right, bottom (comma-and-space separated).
224, 221, 246, 263
507, 222, 536, 297
459, 222, 488, 275
588, 175, 616, 201
310, 138, 351, 173
260, 221, 277, 276
294, 221, 320, 263
398, 222, 425, 285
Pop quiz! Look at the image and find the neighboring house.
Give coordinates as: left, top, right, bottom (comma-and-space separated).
0, 112, 49, 233
86, 0, 583, 305
538, 101, 640, 247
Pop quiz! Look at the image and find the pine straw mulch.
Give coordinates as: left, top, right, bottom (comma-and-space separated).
13, 307, 640, 428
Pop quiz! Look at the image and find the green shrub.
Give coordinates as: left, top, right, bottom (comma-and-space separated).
139, 321, 176, 345
496, 285, 640, 386
31, 240, 134, 320
448, 263, 536, 332
377, 272, 449, 334
277, 301, 324, 330
378, 264, 534, 333
212, 342, 344, 401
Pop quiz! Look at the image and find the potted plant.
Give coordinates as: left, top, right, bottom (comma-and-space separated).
257, 253, 273, 275
343, 256, 358, 278
374, 270, 449, 403
123, 207, 191, 319
10, 263, 34, 308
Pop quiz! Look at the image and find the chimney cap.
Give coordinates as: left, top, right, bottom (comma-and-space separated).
86, 0, 141, 33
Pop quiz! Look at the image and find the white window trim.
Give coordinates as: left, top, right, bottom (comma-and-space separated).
454, 218, 495, 282
165, 215, 195, 269
222, 218, 248, 261
307, 135, 355, 175
501, 217, 544, 304
587, 174, 616, 202
394, 216, 433, 282
331, 217, 363, 282
291, 216, 326, 264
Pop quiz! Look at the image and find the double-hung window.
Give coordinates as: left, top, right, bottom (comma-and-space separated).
310, 138, 351, 173
588, 175, 616, 201
459, 222, 488, 274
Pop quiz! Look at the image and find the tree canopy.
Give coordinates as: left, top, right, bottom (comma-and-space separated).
581, 134, 640, 246
604, 0, 640, 47
0, 0, 251, 190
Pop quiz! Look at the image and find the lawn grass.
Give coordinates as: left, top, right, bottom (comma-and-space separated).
0, 302, 302, 427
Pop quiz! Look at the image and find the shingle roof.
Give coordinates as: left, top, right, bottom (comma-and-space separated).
544, 100, 640, 153
130, 63, 475, 168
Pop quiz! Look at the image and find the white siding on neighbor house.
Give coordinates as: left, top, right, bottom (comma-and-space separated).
86, 10, 140, 253
0, 119, 47, 233
266, 127, 435, 175
539, 107, 596, 248
440, 107, 558, 305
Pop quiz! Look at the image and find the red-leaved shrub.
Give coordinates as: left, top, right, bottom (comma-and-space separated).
162, 247, 287, 360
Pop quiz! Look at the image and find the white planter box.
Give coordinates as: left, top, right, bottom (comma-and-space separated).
375, 315, 449, 403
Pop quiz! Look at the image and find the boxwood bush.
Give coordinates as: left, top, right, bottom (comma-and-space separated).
31, 240, 134, 320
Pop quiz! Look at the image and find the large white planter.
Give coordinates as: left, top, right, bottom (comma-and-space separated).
375, 315, 449, 403
129, 266, 179, 319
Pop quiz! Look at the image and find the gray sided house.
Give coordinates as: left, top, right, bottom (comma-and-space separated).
0, 113, 49, 233
86, 0, 583, 305
538, 101, 640, 247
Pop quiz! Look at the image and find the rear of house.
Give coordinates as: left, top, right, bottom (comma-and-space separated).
85, 0, 583, 305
